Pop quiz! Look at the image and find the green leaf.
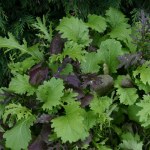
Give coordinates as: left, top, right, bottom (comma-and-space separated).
32, 16, 52, 42
0, 33, 43, 60
60, 64, 73, 75
51, 102, 88, 143
63, 41, 86, 62
87, 14, 107, 33
3, 103, 33, 123
61, 89, 78, 104
8, 57, 36, 75
133, 61, 150, 85
37, 77, 64, 110
9, 74, 36, 96
57, 17, 91, 47
80, 52, 100, 74
136, 95, 150, 127
98, 39, 123, 73
116, 87, 138, 105
106, 7, 128, 28
90, 95, 112, 114
119, 132, 143, 150
3, 116, 35, 150
135, 78, 150, 94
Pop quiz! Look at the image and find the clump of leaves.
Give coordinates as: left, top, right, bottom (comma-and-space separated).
0, 7, 149, 149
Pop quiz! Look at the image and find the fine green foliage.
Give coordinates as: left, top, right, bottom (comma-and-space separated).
51, 102, 88, 143
37, 77, 64, 110
119, 132, 143, 150
3, 103, 33, 123
80, 52, 100, 73
32, 16, 52, 42
136, 95, 150, 127
56, 17, 91, 47
9, 74, 36, 96
0, 33, 43, 60
87, 14, 107, 33
3, 116, 35, 150
98, 39, 123, 73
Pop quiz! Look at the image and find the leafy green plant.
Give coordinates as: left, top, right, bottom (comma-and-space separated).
0, 7, 149, 149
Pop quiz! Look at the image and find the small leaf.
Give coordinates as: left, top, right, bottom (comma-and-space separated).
87, 14, 107, 33
136, 95, 150, 127
80, 52, 100, 74
9, 74, 36, 96
37, 77, 64, 110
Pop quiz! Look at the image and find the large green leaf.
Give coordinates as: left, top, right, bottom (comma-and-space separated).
9, 74, 36, 96
56, 17, 91, 47
3, 116, 35, 150
37, 77, 64, 110
87, 14, 107, 33
116, 87, 138, 105
51, 102, 88, 143
98, 39, 123, 73
80, 52, 100, 73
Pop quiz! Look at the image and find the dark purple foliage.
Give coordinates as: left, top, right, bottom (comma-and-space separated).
63, 74, 81, 88
80, 94, 93, 107
118, 52, 145, 69
28, 124, 51, 150
49, 33, 65, 55
29, 63, 49, 86
121, 77, 134, 88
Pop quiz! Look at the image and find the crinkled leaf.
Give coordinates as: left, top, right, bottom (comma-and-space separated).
133, 61, 150, 85
87, 14, 107, 33
51, 102, 88, 143
61, 89, 78, 104
80, 52, 100, 73
116, 87, 138, 105
119, 132, 143, 150
106, 7, 128, 28
3, 103, 33, 123
63, 41, 86, 62
37, 77, 64, 110
136, 95, 150, 127
9, 74, 36, 96
3, 116, 35, 150
98, 39, 123, 73
57, 17, 91, 47
90, 95, 112, 114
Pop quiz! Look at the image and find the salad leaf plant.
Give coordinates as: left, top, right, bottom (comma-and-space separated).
0, 7, 149, 149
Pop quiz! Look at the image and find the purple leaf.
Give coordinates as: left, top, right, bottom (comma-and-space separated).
28, 124, 51, 150
29, 63, 49, 86
80, 94, 93, 107
64, 74, 81, 88
49, 33, 65, 55
118, 52, 145, 69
